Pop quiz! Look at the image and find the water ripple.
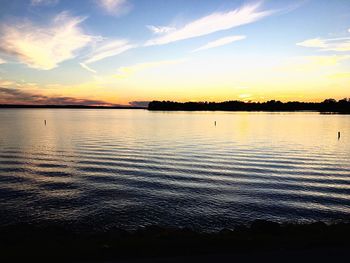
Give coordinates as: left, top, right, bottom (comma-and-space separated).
0, 109, 350, 230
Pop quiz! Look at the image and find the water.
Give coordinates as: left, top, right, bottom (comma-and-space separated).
0, 109, 349, 231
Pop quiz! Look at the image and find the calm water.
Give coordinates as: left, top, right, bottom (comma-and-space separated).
0, 109, 350, 231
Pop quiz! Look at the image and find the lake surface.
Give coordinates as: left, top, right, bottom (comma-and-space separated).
0, 109, 349, 231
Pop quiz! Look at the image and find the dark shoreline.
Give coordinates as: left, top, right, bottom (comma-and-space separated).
148, 99, 350, 113
1, 220, 350, 262
1, 106, 349, 114
0, 104, 146, 109
2, 98, 350, 114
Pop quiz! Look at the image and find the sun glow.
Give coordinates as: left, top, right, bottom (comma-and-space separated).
0, 1, 349, 105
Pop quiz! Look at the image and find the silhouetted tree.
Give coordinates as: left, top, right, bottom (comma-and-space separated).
148, 98, 350, 113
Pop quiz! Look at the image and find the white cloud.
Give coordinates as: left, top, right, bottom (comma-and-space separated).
0, 12, 93, 70
146, 25, 176, 35
0, 58, 6, 64
80, 63, 97, 74
114, 59, 187, 78
145, 2, 273, 46
296, 38, 327, 48
348, 28, 350, 33
96, 0, 132, 16
297, 37, 350, 52
84, 40, 135, 64
31, 0, 59, 6
192, 35, 246, 52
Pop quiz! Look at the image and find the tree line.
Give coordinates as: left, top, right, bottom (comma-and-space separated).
148, 98, 350, 112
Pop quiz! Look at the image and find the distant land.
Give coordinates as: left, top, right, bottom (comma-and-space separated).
0, 104, 146, 109
1, 98, 350, 113
148, 98, 350, 113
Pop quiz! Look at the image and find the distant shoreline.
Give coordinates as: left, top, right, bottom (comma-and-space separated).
1, 98, 350, 113
0, 104, 146, 109
148, 99, 350, 113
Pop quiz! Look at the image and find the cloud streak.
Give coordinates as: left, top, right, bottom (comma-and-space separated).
147, 25, 176, 35
297, 37, 350, 52
30, 0, 59, 6
96, 0, 132, 16
192, 35, 246, 52
0, 12, 93, 70
84, 39, 135, 64
145, 2, 273, 46
0, 87, 115, 106
80, 63, 97, 73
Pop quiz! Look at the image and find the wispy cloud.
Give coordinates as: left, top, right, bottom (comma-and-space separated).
0, 58, 6, 64
114, 59, 187, 78
145, 2, 273, 46
147, 25, 176, 35
0, 12, 93, 70
0, 79, 14, 87
0, 86, 115, 106
30, 0, 59, 6
96, 0, 132, 16
84, 39, 135, 64
297, 37, 350, 52
192, 35, 246, 52
80, 63, 97, 73
297, 38, 327, 49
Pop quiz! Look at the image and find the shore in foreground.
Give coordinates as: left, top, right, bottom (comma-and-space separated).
1, 220, 349, 262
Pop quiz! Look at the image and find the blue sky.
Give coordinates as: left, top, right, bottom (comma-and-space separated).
0, 0, 349, 105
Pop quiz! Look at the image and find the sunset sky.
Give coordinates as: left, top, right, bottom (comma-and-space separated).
0, 0, 349, 106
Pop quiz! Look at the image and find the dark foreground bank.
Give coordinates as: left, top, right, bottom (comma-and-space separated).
1, 220, 350, 262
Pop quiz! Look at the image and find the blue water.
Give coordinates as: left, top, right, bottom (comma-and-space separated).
0, 109, 349, 231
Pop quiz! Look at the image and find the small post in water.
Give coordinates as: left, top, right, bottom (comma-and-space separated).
338, 131, 340, 140
44, 120, 46, 126
214, 121, 216, 126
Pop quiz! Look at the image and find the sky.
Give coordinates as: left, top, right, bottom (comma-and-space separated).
0, 0, 349, 106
